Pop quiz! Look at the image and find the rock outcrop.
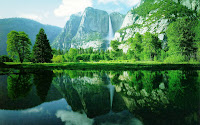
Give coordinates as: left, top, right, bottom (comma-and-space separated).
53, 7, 125, 50
114, 0, 199, 52
53, 13, 82, 50
173, 0, 200, 11
110, 12, 125, 33
74, 7, 109, 40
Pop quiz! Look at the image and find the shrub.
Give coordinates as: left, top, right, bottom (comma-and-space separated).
164, 55, 185, 63
0, 55, 13, 62
52, 55, 64, 63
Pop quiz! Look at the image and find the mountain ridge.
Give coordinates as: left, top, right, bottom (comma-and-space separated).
0, 18, 62, 55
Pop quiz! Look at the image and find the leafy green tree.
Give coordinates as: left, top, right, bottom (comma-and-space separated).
110, 40, 122, 60
7, 31, 31, 63
100, 50, 105, 60
81, 54, 90, 62
127, 32, 143, 60
64, 48, 78, 62
166, 17, 197, 61
90, 54, 100, 62
33, 28, 53, 63
142, 32, 161, 60
194, 21, 200, 61
0, 55, 13, 62
52, 55, 64, 63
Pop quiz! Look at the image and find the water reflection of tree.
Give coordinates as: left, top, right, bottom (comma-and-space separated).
7, 70, 33, 99
167, 70, 199, 111
114, 70, 200, 125
33, 70, 54, 101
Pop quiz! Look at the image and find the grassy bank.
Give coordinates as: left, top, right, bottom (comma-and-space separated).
1, 62, 200, 70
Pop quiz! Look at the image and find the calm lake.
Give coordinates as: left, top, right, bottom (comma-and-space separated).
0, 69, 199, 125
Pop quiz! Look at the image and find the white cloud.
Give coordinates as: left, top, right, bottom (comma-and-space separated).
19, 11, 50, 22
54, 0, 92, 17
43, 11, 50, 18
19, 13, 43, 21
22, 107, 43, 114
98, 0, 141, 7
56, 110, 94, 125
107, 7, 123, 13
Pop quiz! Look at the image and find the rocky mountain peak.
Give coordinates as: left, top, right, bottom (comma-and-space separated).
52, 7, 125, 50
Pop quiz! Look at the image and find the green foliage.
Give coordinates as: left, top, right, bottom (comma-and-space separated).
33, 28, 53, 63
0, 55, 13, 62
90, 54, 101, 62
0, 18, 61, 56
52, 55, 64, 63
166, 17, 197, 61
127, 32, 143, 60
194, 21, 200, 61
110, 40, 123, 60
6, 31, 31, 63
64, 48, 78, 62
164, 54, 185, 63
142, 32, 161, 61
132, 0, 195, 22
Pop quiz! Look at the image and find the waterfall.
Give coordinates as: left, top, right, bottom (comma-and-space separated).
106, 16, 114, 48
107, 82, 115, 109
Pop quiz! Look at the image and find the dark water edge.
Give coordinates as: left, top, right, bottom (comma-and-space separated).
1, 62, 200, 71
0, 68, 199, 125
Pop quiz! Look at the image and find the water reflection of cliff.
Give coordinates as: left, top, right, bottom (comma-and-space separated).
53, 70, 200, 125
0, 69, 199, 125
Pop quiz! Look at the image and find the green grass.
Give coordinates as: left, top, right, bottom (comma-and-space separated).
2, 61, 200, 71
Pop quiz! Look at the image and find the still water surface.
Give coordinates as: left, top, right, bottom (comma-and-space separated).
0, 69, 199, 125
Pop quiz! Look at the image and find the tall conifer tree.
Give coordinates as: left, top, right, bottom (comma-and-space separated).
33, 28, 53, 63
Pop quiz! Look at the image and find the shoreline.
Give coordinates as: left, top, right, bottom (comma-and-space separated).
1, 62, 200, 70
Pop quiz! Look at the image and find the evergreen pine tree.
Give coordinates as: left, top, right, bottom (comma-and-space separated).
33, 28, 53, 63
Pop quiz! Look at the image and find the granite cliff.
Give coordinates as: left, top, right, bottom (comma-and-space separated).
114, 0, 200, 52
52, 7, 125, 50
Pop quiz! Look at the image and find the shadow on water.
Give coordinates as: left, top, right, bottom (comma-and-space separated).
0, 68, 199, 125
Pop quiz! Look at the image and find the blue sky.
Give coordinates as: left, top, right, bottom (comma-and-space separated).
0, 0, 140, 27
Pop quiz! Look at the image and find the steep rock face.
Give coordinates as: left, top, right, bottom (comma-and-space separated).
53, 14, 82, 50
53, 7, 125, 50
70, 7, 109, 50
110, 12, 125, 33
173, 0, 200, 11
114, 0, 198, 52
115, 11, 168, 52
74, 7, 109, 40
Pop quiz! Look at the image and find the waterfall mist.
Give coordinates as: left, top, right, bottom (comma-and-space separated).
107, 82, 115, 109
106, 16, 114, 48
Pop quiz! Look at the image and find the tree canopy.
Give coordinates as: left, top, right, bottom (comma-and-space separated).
166, 17, 197, 61
33, 28, 53, 63
6, 31, 31, 63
